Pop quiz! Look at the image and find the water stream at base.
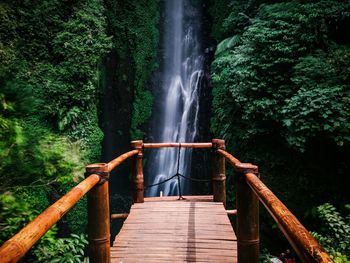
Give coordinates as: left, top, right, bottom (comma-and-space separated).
146, 0, 204, 196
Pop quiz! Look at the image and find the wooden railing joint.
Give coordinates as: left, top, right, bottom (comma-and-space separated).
111, 213, 129, 220
211, 139, 226, 208
219, 149, 333, 263
85, 163, 110, 263
234, 162, 259, 176
131, 140, 144, 203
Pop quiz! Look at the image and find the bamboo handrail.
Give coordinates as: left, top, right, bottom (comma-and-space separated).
0, 149, 139, 263
217, 149, 333, 263
107, 149, 139, 172
111, 213, 129, 220
0, 141, 334, 263
216, 149, 241, 167
245, 172, 332, 262
0, 174, 100, 263
142, 142, 212, 148
226, 209, 237, 216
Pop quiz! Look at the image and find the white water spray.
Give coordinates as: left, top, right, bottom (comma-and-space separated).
146, 0, 204, 196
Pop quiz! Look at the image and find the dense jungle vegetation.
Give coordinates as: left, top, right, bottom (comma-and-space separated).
209, 0, 350, 261
0, 0, 158, 261
0, 0, 349, 262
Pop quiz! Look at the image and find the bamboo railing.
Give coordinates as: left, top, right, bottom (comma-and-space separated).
0, 149, 139, 263
0, 174, 100, 263
139, 139, 333, 262
216, 146, 334, 263
143, 142, 213, 148
0, 139, 333, 263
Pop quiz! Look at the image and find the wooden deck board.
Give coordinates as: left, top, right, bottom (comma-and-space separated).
111, 195, 237, 262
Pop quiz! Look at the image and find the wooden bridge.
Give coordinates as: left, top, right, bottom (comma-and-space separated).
111, 196, 237, 262
0, 139, 333, 262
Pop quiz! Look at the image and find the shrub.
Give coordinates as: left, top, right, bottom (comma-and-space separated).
311, 203, 350, 261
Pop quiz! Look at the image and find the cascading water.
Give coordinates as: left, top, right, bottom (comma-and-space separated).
146, 0, 204, 196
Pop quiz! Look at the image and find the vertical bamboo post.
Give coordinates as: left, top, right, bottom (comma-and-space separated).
131, 140, 144, 203
212, 139, 226, 207
235, 164, 259, 263
85, 163, 110, 263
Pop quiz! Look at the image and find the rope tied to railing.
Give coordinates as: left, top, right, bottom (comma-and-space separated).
144, 143, 184, 199
144, 143, 211, 195
144, 174, 178, 189
178, 174, 211, 182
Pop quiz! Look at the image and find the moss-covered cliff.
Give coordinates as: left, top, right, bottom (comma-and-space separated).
0, 0, 160, 260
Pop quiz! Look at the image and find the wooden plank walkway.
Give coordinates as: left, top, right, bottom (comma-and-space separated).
111, 196, 237, 262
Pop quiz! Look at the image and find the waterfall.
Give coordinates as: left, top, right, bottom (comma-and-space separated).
146, 0, 204, 196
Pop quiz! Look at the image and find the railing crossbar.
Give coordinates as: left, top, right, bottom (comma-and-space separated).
216, 148, 333, 263
0, 174, 100, 263
143, 142, 212, 148
0, 139, 334, 263
0, 149, 139, 263
108, 149, 139, 172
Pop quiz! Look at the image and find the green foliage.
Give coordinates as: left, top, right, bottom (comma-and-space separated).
33, 233, 88, 263
311, 203, 350, 261
1, 0, 111, 163
132, 90, 154, 139
283, 47, 350, 149
211, 0, 350, 150
0, 94, 23, 172
259, 252, 274, 263
58, 182, 87, 235
215, 35, 241, 57
210, 0, 350, 254
0, 97, 88, 254
0, 0, 162, 259
0, 114, 85, 190
209, 0, 280, 40
0, 191, 54, 244
208, 0, 235, 40
0, 3, 17, 79
105, 0, 160, 138
0, 0, 112, 259
0, 187, 88, 262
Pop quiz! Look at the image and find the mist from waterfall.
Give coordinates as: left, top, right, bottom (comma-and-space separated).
146, 0, 204, 196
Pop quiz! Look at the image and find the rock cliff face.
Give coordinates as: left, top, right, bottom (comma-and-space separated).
99, 1, 159, 193
99, 0, 160, 239
100, 50, 134, 193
